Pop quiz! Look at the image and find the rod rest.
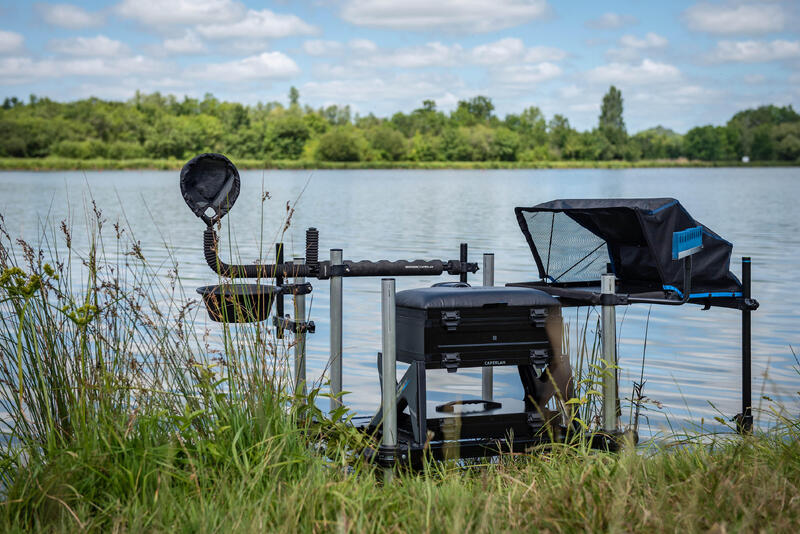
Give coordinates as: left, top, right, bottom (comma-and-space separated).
203, 227, 479, 280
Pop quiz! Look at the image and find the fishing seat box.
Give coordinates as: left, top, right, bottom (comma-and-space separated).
395, 286, 560, 371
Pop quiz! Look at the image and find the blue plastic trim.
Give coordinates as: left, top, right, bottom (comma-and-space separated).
662, 285, 742, 299
663, 284, 682, 296
648, 200, 678, 214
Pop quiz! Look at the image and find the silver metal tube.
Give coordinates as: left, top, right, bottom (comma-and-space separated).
381, 278, 397, 482
329, 248, 343, 412
294, 257, 307, 397
482, 253, 494, 401
601, 273, 618, 432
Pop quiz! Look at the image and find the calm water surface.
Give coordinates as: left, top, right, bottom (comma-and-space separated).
1, 167, 799, 438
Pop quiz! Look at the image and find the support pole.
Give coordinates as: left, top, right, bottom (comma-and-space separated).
329, 248, 343, 412
294, 257, 307, 397
381, 278, 397, 482
482, 253, 494, 401
276, 243, 284, 339
460, 243, 468, 284
601, 273, 618, 433
739, 256, 753, 433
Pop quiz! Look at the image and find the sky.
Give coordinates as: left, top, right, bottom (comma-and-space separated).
0, 0, 798, 133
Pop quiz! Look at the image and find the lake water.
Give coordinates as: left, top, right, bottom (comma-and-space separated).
1, 167, 799, 438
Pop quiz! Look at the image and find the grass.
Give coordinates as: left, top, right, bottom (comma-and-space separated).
0, 157, 798, 171
0, 207, 798, 533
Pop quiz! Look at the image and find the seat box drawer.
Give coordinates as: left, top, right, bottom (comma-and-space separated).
394, 286, 560, 369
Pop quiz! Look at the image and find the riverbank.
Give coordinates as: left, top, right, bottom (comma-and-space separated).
0, 157, 797, 171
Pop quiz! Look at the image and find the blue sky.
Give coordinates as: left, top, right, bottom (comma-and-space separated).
0, 0, 798, 132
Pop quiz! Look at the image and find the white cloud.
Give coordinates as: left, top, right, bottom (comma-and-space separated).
303, 39, 377, 57
471, 38, 525, 64
684, 2, 784, 35
193, 52, 300, 81
587, 59, 681, 85
585, 12, 638, 30
709, 39, 800, 62
492, 62, 562, 85
308, 38, 567, 74
340, 0, 550, 33
607, 32, 668, 61
116, 0, 244, 27
162, 31, 207, 55
744, 74, 765, 84
355, 42, 463, 68
471, 38, 566, 64
523, 46, 568, 63
195, 8, 317, 40
349, 39, 378, 54
0, 31, 24, 54
302, 73, 463, 106
0, 55, 167, 84
35, 3, 104, 29
303, 40, 344, 56
50, 35, 129, 57
619, 32, 668, 49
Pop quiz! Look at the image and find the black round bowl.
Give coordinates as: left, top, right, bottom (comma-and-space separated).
196, 283, 278, 323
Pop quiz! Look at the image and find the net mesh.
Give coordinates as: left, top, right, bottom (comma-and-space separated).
524, 211, 609, 283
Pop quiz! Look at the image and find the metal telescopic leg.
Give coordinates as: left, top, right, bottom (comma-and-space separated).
740, 257, 753, 433
601, 273, 618, 433
381, 278, 397, 482
294, 257, 307, 397
482, 253, 494, 401
276, 243, 284, 339
330, 249, 343, 412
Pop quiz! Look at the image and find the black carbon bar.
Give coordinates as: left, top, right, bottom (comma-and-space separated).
203, 228, 478, 280
460, 243, 468, 284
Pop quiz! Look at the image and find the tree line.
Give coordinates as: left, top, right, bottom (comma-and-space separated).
1, 87, 798, 163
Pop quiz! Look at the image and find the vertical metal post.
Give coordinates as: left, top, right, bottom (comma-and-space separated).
740, 257, 753, 433
460, 243, 468, 284
293, 257, 307, 396
275, 243, 284, 339
482, 253, 494, 401
601, 273, 618, 433
381, 278, 397, 482
329, 248, 343, 411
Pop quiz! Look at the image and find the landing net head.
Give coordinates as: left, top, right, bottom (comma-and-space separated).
180, 153, 240, 226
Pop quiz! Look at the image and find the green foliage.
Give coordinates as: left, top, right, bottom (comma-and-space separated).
684, 125, 738, 161
315, 127, 363, 161
267, 113, 310, 160
1, 92, 799, 165
367, 126, 408, 161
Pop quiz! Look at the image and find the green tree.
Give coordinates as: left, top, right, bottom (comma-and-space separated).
598, 86, 627, 157
547, 114, 573, 151
409, 132, 437, 161
268, 114, 310, 159
288, 86, 300, 107
315, 128, 362, 161
439, 127, 474, 161
489, 127, 520, 161
451, 96, 494, 126
367, 126, 408, 161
